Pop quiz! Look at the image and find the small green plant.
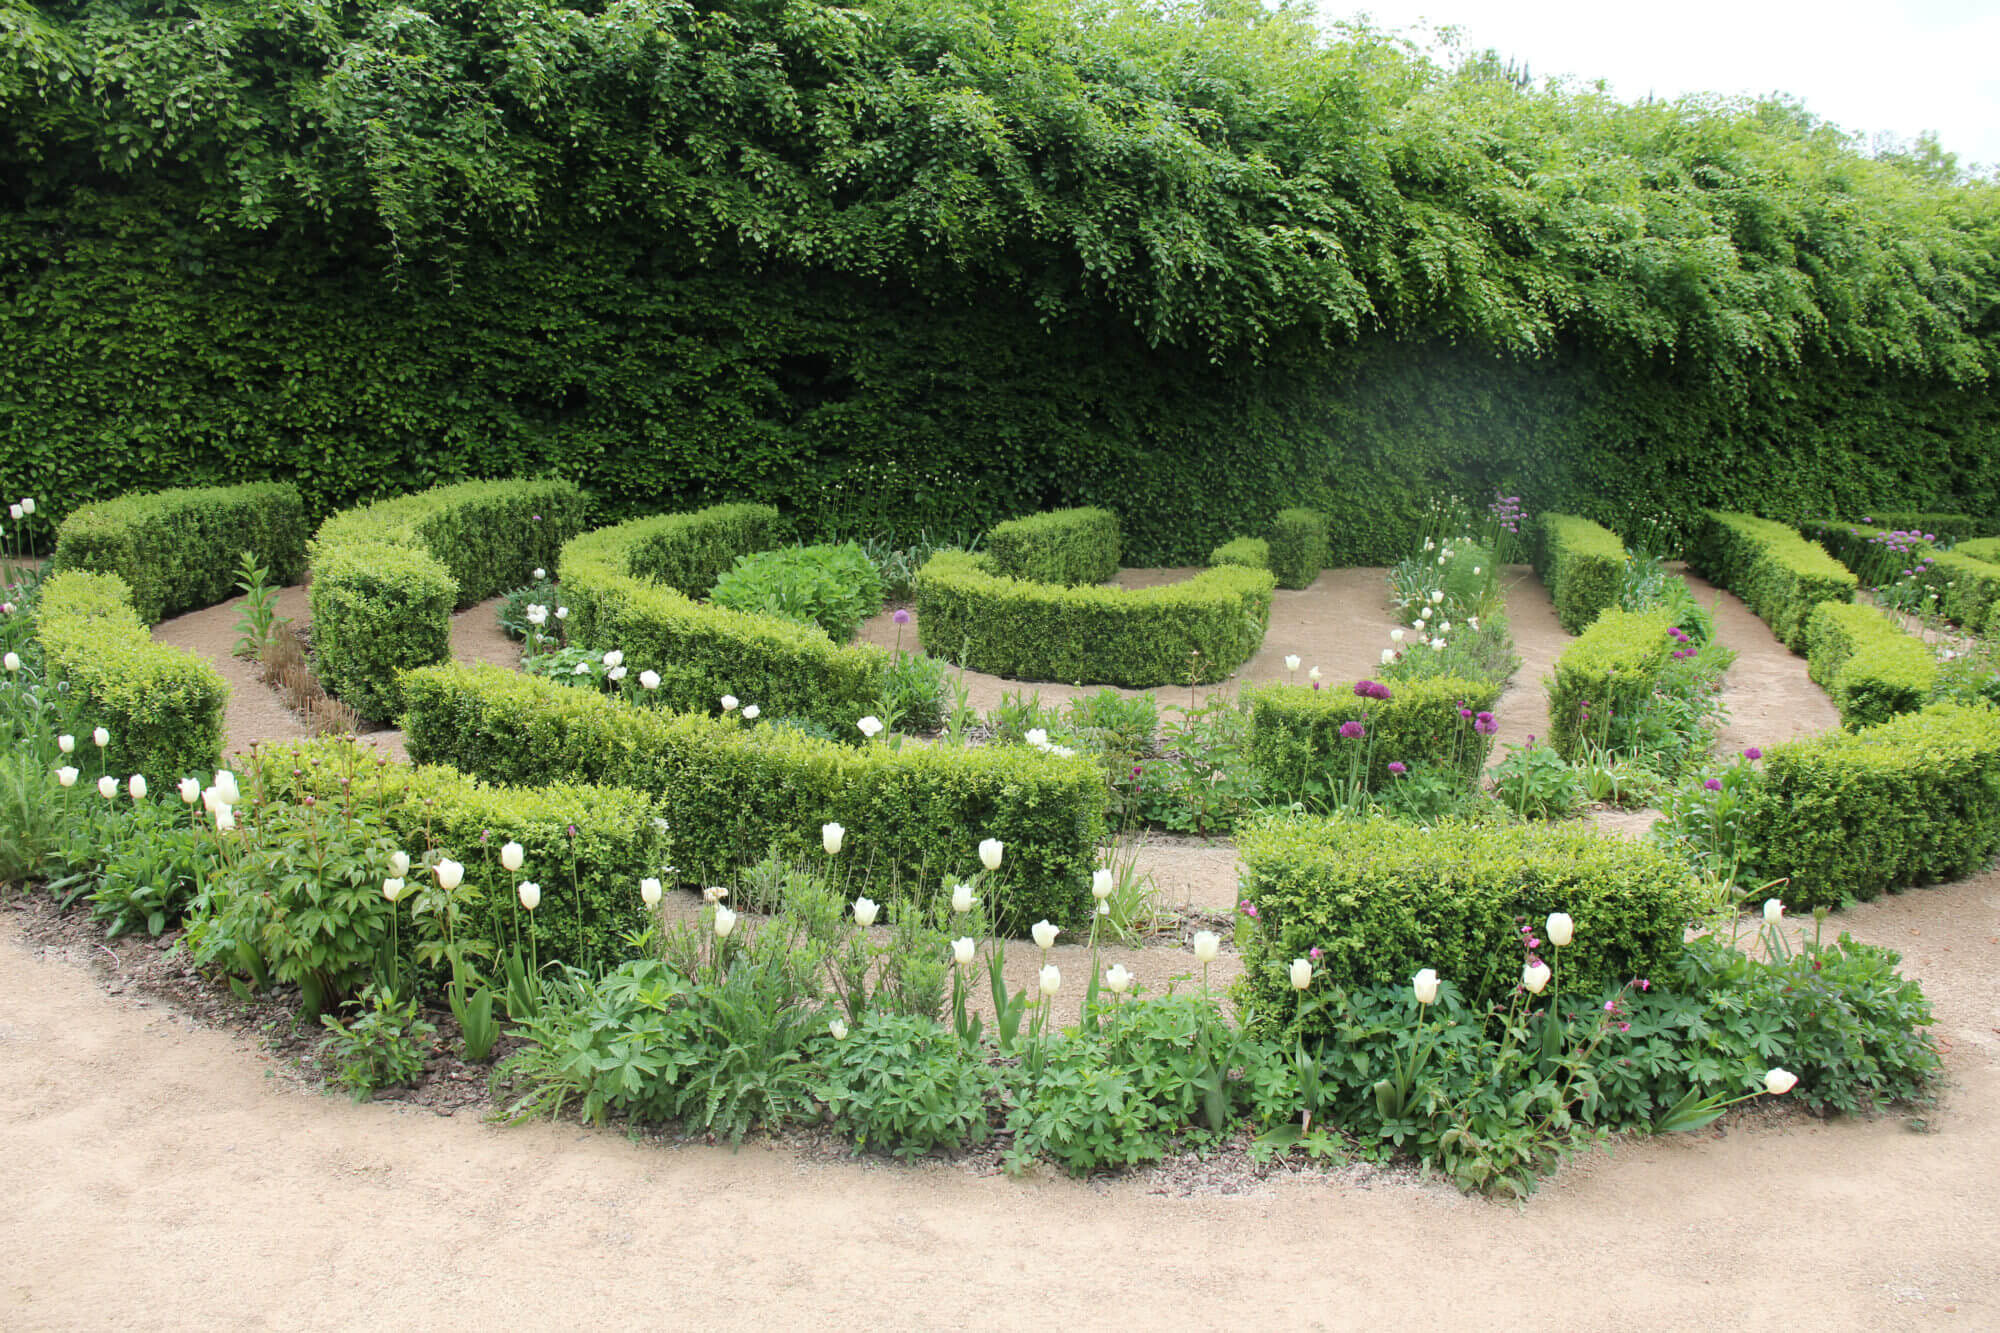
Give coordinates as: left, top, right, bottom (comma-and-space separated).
497, 574, 561, 640
820, 1010, 997, 1159
710, 542, 885, 641
877, 641, 948, 732
1652, 749, 1763, 880
1488, 739, 1582, 820
231, 550, 289, 658
319, 984, 437, 1101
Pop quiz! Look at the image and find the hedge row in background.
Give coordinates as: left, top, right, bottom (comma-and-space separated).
1267, 509, 1328, 590
559, 505, 883, 735
1688, 512, 1856, 652
249, 738, 670, 972
986, 508, 1121, 587
1743, 703, 2000, 909
1545, 607, 1677, 760
51, 483, 306, 625
36, 571, 226, 784
399, 665, 1106, 930
1244, 676, 1503, 794
1804, 519, 2000, 631
1958, 537, 2000, 565
1804, 602, 1938, 730
1239, 817, 1702, 1022
914, 551, 1273, 687
1532, 513, 1627, 634
1854, 513, 2000, 545
308, 480, 593, 720
1208, 536, 1270, 571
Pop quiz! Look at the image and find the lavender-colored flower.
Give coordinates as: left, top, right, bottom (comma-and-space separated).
1388, 761, 1408, 776
893, 608, 911, 625
1704, 778, 1723, 791
1338, 720, 1365, 740
1744, 746, 1763, 760
1473, 711, 1498, 735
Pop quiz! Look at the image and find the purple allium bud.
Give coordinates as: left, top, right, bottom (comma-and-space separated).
1744, 746, 1763, 760
1704, 778, 1723, 791
1388, 760, 1408, 775
1338, 720, 1365, 740
893, 608, 911, 625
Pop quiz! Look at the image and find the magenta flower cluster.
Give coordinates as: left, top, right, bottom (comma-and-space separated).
1353, 679, 1392, 701
1488, 492, 1525, 537
1338, 719, 1366, 740
1387, 760, 1408, 776
1473, 710, 1498, 735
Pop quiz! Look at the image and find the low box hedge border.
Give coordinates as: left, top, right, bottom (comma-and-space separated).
1532, 513, 1626, 634
1545, 607, 1677, 760
914, 550, 1274, 688
1688, 512, 1856, 652
1244, 675, 1503, 793
1208, 536, 1270, 571
1803, 520, 2000, 632
986, 507, 1121, 587
1267, 508, 1328, 590
1804, 601, 1937, 730
1855, 512, 2000, 545
51, 482, 307, 625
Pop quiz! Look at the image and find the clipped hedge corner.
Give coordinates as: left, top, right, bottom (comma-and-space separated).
1532, 513, 1626, 634
52, 482, 307, 624
1689, 512, 1856, 652
1805, 601, 1937, 730
986, 508, 1121, 587
1267, 508, 1328, 590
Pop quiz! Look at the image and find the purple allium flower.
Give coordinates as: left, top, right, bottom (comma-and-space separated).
1474, 711, 1498, 735
1459, 707, 1474, 719
1745, 746, 1763, 760
1354, 679, 1392, 701
1388, 760, 1408, 775
893, 608, 911, 625
1338, 720, 1365, 740
1704, 778, 1723, 791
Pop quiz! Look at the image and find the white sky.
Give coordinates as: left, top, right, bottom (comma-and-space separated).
1316, 1, 2000, 174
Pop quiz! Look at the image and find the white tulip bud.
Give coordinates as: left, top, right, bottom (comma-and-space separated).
1437, 555, 1447, 566
978, 838, 1003, 871
857, 714, 884, 738
1546, 913, 1574, 947
1764, 1068, 1798, 1096
201, 785, 220, 812
608, 666, 627, 682
1284, 654, 1301, 671
1192, 930, 1220, 963
98, 775, 117, 799
518, 881, 541, 911
1289, 958, 1313, 990
602, 650, 624, 668
1413, 967, 1441, 1005
1105, 963, 1132, 995
1390, 628, 1405, 643
178, 776, 200, 804
741, 704, 759, 720
388, 850, 410, 878
1438, 621, 1451, 634
720, 695, 738, 712
828, 1018, 848, 1041
1469, 616, 1480, 631
532, 568, 546, 580
822, 822, 844, 855
500, 841, 525, 872
950, 883, 976, 914
703, 885, 729, 904
640, 877, 663, 907
6, 504, 17, 521
572, 662, 590, 675
1430, 590, 1445, 604
713, 906, 736, 939
94, 727, 111, 748
1038, 964, 1061, 997
18, 498, 33, 515
554, 606, 568, 619
639, 670, 660, 690
56, 765, 78, 787
1025, 727, 1049, 749
1763, 898, 1784, 924
1522, 962, 1552, 994
57, 734, 74, 754
383, 878, 405, 902
434, 859, 465, 890
1472, 566, 1481, 575
1031, 920, 1059, 950
214, 804, 236, 831
1307, 666, 1322, 681
853, 896, 880, 928
527, 607, 546, 626
1381, 648, 1396, 665
1092, 868, 1114, 900
952, 937, 976, 967
128, 774, 146, 800
212, 769, 239, 804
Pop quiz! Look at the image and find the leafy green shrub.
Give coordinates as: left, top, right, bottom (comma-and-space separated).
1923, 550, 2000, 632
491, 959, 705, 1124
398, 664, 1106, 931
1239, 816, 1701, 1016
51, 482, 307, 624
36, 570, 225, 785
559, 507, 885, 736
1651, 752, 1762, 879
319, 985, 437, 1101
497, 574, 560, 640
1688, 512, 1856, 652
1545, 607, 1676, 760
1266, 509, 1327, 590
1805, 601, 1937, 729
710, 542, 884, 641
986, 508, 1120, 586
821, 1011, 997, 1159
1740, 702, 2000, 909
1533, 513, 1625, 634
1488, 739, 1584, 819
1135, 694, 1266, 835
1617, 554, 1716, 644
877, 648, 948, 732
89, 798, 213, 938
914, 551, 1273, 687
1208, 536, 1269, 571
1245, 675, 1502, 799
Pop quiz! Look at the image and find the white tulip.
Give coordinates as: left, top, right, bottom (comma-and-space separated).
721, 694, 739, 712
1024, 727, 1049, 749
1390, 628, 1405, 643
1424, 539, 1435, 550
703, 885, 729, 904
1764, 1068, 1799, 1096
1438, 621, 1451, 634
212, 769, 239, 804
526, 606, 547, 626
639, 669, 660, 690
128, 774, 146, 800
97, 775, 117, 799
201, 785, 220, 812
1381, 648, 1396, 665
500, 841, 525, 872
435, 859, 465, 890
1413, 967, 1440, 1005
1437, 555, 1447, 566
857, 714, 884, 738
1092, 868, 1115, 900
178, 776, 200, 804
388, 850, 410, 878
518, 881, 541, 911
1522, 962, 1552, 994
1192, 930, 1220, 963
56, 765, 78, 787
6, 504, 17, 521
18, 498, 32, 515
93, 727, 111, 747
713, 906, 737, 939
554, 606, 568, 619
1097, 901, 1109, 916
853, 896, 880, 928
952, 937, 977, 967
602, 650, 624, 668
822, 822, 845, 855
1284, 654, 1301, 672
1763, 898, 1784, 924
1430, 639, 1446, 652
58, 734, 74, 754
1469, 616, 1480, 631
978, 838, 1003, 871
1290, 958, 1313, 990
1546, 913, 1574, 947
1052, 745, 1076, 759
829, 1018, 848, 1040
640, 877, 663, 907
608, 666, 627, 682
1031, 920, 1060, 950
532, 568, 546, 581
572, 662, 590, 675
741, 704, 759, 720
1105, 963, 1133, 995
213, 804, 236, 831
1471, 566, 1481, 575
383, 878, 405, 902
1308, 666, 1322, 681
1038, 964, 1061, 998
1430, 590, 1445, 604
950, 883, 976, 914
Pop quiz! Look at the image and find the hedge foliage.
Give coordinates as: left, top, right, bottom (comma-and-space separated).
986, 508, 1121, 587
1957, 537, 2000, 564
248, 738, 670, 971
1808, 519, 2000, 632
1742, 703, 2000, 909
1532, 513, 1627, 634
1857, 512, 1999, 544
398, 664, 1106, 931
1804, 601, 1938, 730
1266, 509, 1328, 590
1545, 608, 1678, 760
914, 551, 1273, 687
1689, 513, 1857, 652
1238, 817, 1701, 1020
35, 570, 225, 785
558, 506, 883, 735
1244, 676, 1503, 792
1208, 537, 1270, 571
1923, 551, 2000, 632
50, 483, 306, 625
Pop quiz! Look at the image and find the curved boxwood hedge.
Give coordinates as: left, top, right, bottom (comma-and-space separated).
986, 507, 1120, 587
1244, 675, 1503, 793
1545, 607, 1677, 760
1208, 536, 1270, 571
557, 504, 886, 735
1804, 601, 1937, 730
308, 479, 593, 720
399, 664, 1104, 931
36, 570, 226, 785
51, 482, 306, 625
1689, 512, 1856, 652
1532, 512, 1626, 634
1267, 508, 1328, 590
913, 550, 1274, 687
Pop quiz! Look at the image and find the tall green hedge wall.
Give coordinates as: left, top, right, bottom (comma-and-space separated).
3, 3, 1998, 561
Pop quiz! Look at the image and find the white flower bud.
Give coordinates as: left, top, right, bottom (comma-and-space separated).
1192, 931, 1220, 963
1413, 968, 1440, 1005
1031, 920, 1059, 950
1038, 964, 1061, 997
500, 841, 525, 872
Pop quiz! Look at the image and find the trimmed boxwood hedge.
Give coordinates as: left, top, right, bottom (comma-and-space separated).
249, 737, 670, 972
1805, 519, 2000, 631
36, 570, 226, 785
1545, 607, 1677, 760
51, 482, 306, 624
1856, 512, 2000, 544
1957, 537, 2000, 564
1804, 601, 1937, 730
1688, 512, 1856, 652
1238, 816, 1702, 1021
1208, 536, 1270, 571
1532, 513, 1626, 634
1267, 508, 1327, 590
1741, 702, 2000, 909
914, 550, 1274, 687
398, 664, 1106, 931
1244, 675, 1503, 793
558, 505, 884, 736
986, 507, 1121, 587
308, 479, 593, 720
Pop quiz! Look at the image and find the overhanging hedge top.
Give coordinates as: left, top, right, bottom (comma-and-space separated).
52, 482, 306, 624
